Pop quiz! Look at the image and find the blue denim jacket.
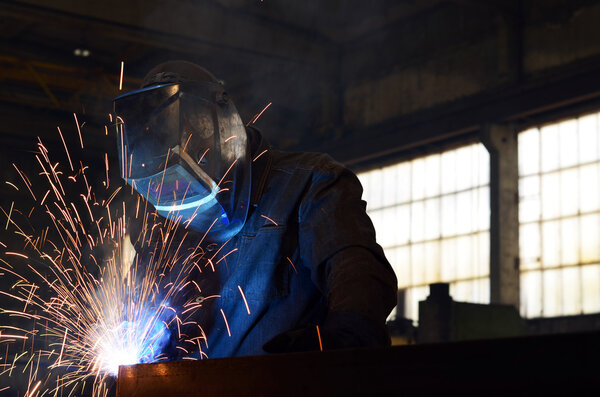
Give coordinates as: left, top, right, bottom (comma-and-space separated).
136, 128, 397, 358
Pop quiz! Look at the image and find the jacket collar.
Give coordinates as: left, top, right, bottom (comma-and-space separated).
246, 126, 272, 208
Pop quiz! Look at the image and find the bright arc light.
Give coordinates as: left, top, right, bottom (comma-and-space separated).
100, 345, 140, 376
95, 317, 170, 376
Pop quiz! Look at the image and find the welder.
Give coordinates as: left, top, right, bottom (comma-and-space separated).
113, 61, 397, 358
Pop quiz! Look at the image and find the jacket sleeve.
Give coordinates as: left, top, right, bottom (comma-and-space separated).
298, 158, 398, 347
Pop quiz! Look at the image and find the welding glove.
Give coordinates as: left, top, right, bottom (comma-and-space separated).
262, 310, 388, 353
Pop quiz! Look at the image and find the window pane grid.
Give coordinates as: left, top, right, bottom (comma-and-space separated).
366, 183, 490, 212
379, 230, 489, 251
359, 143, 490, 323
519, 112, 600, 318
520, 210, 600, 225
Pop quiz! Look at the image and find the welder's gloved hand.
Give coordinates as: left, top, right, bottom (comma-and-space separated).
262, 311, 389, 353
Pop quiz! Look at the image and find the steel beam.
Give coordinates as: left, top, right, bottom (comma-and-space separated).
117, 331, 600, 396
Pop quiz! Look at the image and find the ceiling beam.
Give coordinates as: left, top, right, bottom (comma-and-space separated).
4, 0, 338, 69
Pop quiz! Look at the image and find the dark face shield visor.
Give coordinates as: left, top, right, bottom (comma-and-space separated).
113, 82, 250, 241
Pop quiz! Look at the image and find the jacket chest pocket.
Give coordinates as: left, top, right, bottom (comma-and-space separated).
222, 225, 291, 301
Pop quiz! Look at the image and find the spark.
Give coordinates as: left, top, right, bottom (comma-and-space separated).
4, 252, 28, 259
252, 149, 268, 162
247, 102, 272, 126
182, 134, 193, 152
217, 159, 238, 187
119, 61, 124, 91
237, 285, 251, 315
5, 181, 19, 191
0, 334, 28, 340
26, 380, 41, 397
206, 258, 215, 272
40, 190, 50, 205
56, 328, 67, 366
5, 201, 14, 230
286, 257, 298, 274
156, 148, 172, 207
316, 325, 323, 352
73, 113, 84, 149
12, 164, 37, 200
197, 148, 210, 165
56, 126, 74, 172
104, 153, 110, 189
260, 214, 278, 226
105, 186, 123, 207
220, 309, 231, 337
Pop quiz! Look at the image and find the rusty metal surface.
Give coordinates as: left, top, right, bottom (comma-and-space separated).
118, 331, 600, 396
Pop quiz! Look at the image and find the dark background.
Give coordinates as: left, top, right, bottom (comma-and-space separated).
3, 1, 600, 169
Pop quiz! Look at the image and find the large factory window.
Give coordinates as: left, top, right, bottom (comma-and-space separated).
519, 113, 600, 318
358, 143, 490, 322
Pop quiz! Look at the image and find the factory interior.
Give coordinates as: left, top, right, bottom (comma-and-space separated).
1, 0, 600, 395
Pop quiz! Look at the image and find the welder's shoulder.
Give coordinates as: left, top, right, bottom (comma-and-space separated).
270, 149, 349, 178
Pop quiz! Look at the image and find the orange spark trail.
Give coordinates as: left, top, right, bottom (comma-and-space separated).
40, 190, 50, 206
12, 164, 36, 200
26, 380, 41, 397
197, 148, 210, 165
217, 159, 238, 187
260, 214, 278, 226
73, 113, 84, 149
252, 102, 272, 123
4, 252, 28, 259
237, 285, 251, 315
5, 181, 19, 191
182, 134, 193, 152
119, 61, 125, 90
104, 153, 110, 189
0, 334, 28, 340
220, 309, 231, 337
316, 325, 323, 352
156, 148, 172, 206
247, 102, 272, 126
56, 126, 74, 171
119, 123, 126, 178
252, 149, 268, 162
214, 248, 238, 265
57, 328, 67, 366
5, 201, 13, 230
286, 256, 298, 274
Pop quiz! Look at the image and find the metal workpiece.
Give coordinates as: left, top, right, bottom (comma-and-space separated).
117, 331, 600, 396
117, 348, 401, 397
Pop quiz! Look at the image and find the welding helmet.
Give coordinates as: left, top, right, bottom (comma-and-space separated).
113, 70, 250, 242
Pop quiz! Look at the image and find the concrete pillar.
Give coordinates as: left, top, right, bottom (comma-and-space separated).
481, 124, 520, 309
